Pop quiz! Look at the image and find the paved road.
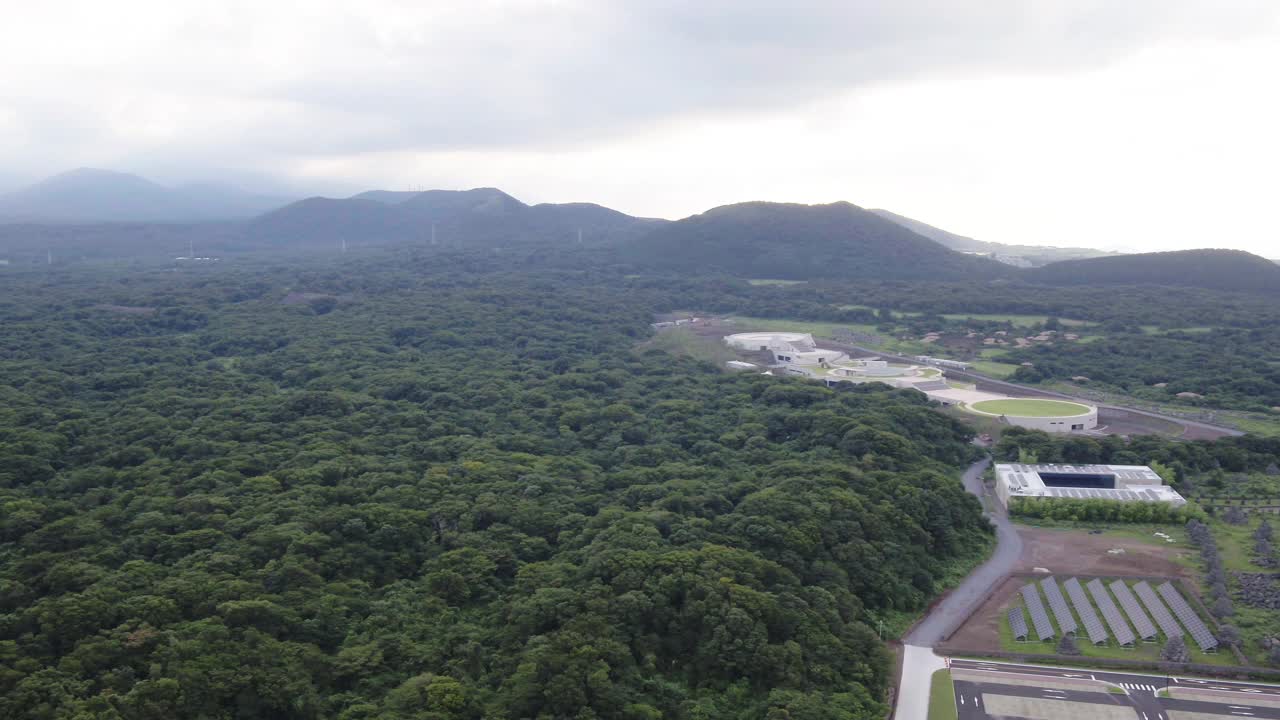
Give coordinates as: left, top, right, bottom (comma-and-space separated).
895, 457, 1021, 720
904, 458, 1021, 646
950, 659, 1280, 720
830, 341, 1243, 439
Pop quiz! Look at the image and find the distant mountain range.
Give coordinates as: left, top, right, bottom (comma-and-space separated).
869, 209, 1114, 267
0, 169, 293, 223
1, 169, 1275, 295
249, 187, 662, 247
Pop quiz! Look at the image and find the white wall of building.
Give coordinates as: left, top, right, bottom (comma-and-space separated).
1001, 407, 1099, 433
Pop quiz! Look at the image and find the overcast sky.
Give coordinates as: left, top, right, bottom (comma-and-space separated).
3, 1, 1279, 254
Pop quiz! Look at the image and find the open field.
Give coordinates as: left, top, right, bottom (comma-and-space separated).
939, 313, 1094, 327
966, 360, 1020, 379
946, 524, 1196, 654
968, 398, 1093, 417
639, 326, 742, 366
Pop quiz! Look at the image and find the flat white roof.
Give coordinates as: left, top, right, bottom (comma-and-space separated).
996, 463, 1184, 505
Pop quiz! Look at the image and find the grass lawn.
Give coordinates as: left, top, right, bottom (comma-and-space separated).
1202, 516, 1280, 665
928, 669, 957, 720
968, 360, 1020, 379
969, 398, 1092, 417
939, 313, 1093, 327
639, 328, 740, 366
726, 315, 881, 340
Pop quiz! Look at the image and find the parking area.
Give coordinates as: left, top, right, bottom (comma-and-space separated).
947, 659, 1280, 720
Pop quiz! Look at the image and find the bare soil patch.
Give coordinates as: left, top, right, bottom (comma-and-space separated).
1016, 526, 1193, 578
944, 526, 1195, 652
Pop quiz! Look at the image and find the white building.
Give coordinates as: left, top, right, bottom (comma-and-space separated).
994, 463, 1185, 509
724, 332, 848, 366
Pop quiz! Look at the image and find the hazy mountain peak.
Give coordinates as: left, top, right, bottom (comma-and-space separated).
0, 169, 293, 223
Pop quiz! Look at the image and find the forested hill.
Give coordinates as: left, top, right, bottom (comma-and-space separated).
622, 201, 1015, 280
1026, 248, 1280, 294
248, 187, 662, 248
0, 252, 991, 719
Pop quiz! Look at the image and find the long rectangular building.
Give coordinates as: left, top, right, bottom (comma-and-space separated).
995, 463, 1186, 508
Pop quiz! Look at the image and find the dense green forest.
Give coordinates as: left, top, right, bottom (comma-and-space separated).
1006, 327, 1280, 412
0, 251, 992, 719
994, 427, 1280, 480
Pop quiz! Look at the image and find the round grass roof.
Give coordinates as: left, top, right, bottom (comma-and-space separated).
967, 398, 1093, 418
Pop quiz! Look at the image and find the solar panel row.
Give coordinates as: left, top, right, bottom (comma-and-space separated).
1020, 583, 1055, 641
1008, 607, 1029, 641
1158, 582, 1219, 652
1088, 578, 1135, 647
1110, 580, 1158, 641
1134, 581, 1182, 640
1040, 577, 1078, 636
1064, 577, 1108, 645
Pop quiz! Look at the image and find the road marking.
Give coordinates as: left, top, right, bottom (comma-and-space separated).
1141, 712, 1149, 720
959, 696, 965, 706
1230, 706, 1253, 710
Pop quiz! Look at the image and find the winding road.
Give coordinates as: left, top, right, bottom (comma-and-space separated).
894, 456, 1023, 720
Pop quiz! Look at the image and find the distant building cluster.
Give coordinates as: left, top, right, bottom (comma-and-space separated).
651, 316, 700, 329
723, 331, 1099, 433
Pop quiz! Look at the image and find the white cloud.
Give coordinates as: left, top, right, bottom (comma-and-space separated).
1, 1, 1278, 253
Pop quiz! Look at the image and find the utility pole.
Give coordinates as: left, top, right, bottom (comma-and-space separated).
341, 237, 347, 253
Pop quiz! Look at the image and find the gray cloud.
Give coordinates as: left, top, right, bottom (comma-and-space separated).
1, 0, 1277, 191
259, 1, 1278, 153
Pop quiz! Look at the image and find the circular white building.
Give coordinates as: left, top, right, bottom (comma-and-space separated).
965, 398, 1098, 432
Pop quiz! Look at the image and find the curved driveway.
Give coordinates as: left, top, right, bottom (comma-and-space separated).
904, 456, 1022, 646
895, 456, 1021, 720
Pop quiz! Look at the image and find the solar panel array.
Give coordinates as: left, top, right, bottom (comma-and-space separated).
1020, 583, 1055, 641
1088, 579, 1136, 647
1064, 577, 1108, 645
1008, 607, 1029, 641
1039, 577, 1078, 637
1110, 580, 1158, 641
1158, 582, 1219, 652
1134, 581, 1182, 639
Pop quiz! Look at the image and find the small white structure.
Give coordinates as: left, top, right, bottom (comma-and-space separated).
995, 463, 1185, 509
724, 332, 848, 366
915, 355, 971, 370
